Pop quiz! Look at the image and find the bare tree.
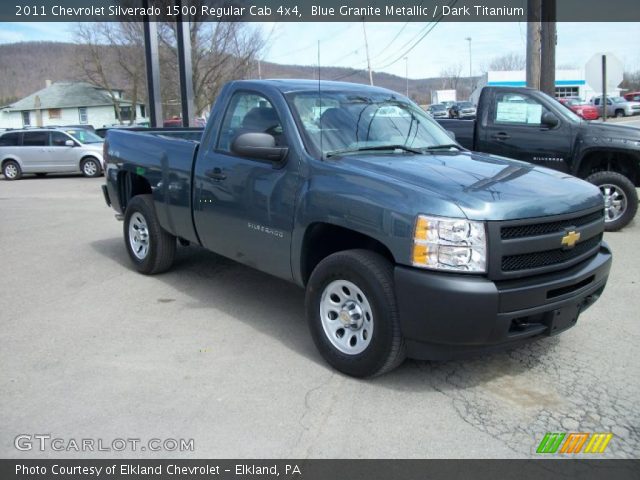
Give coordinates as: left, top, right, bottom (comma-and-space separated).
488, 52, 526, 71
439, 63, 463, 91
74, 23, 145, 124
158, 20, 265, 116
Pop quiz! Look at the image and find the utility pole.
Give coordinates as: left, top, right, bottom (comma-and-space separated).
540, 0, 556, 96
526, 0, 541, 89
465, 37, 472, 78
362, 19, 373, 86
258, 59, 262, 79
404, 57, 409, 97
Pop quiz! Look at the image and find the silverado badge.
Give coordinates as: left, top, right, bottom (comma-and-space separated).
561, 230, 581, 249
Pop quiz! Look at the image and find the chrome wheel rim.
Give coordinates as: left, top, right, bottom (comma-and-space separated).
4, 164, 18, 178
83, 161, 97, 176
600, 183, 627, 223
128, 212, 150, 260
320, 280, 373, 355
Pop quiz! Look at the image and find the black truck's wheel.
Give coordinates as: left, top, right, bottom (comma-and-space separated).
586, 171, 638, 231
305, 249, 406, 377
123, 194, 176, 274
81, 157, 101, 177
2, 160, 21, 180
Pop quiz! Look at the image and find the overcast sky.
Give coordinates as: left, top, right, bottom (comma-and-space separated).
1, 21, 639, 78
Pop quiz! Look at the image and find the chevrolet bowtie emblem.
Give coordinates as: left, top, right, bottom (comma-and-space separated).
561, 230, 581, 249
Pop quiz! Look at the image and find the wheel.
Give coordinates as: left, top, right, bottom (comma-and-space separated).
2, 160, 21, 180
586, 171, 638, 231
305, 249, 406, 377
614, 109, 625, 118
123, 194, 176, 274
81, 157, 101, 177
35, 173, 47, 178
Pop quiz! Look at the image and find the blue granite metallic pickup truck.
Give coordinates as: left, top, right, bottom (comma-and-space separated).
102, 80, 612, 377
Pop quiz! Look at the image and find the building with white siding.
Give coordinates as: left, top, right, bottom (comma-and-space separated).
0, 82, 146, 129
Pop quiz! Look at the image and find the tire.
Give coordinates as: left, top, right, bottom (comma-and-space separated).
80, 157, 101, 177
586, 171, 638, 231
123, 194, 176, 274
305, 249, 406, 377
614, 109, 625, 118
2, 160, 21, 180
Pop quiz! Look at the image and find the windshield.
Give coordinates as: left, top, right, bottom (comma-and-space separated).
458, 102, 473, 108
64, 129, 103, 144
286, 91, 455, 157
611, 97, 625, 103
431, 104, 446, 111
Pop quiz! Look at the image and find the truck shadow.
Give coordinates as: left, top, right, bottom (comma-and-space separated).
91, 237, 560, 390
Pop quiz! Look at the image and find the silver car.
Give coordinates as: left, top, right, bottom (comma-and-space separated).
590, 96, 640, 117
0, 128, 104, 180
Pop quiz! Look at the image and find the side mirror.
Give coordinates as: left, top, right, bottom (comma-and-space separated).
446, 130, 456, 140
541, 112, 559, 128
64, 139, 75, 147
231, 132, 288, 162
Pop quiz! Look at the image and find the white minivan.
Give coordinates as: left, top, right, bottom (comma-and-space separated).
0, 127, 104, 180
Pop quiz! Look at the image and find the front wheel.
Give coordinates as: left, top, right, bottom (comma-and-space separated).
81, 157, 101, 177
614, 109, 625, 118
305, 249, 406, 377
123, 194, 176, 274
586, 171, 638, 231
2, 160, 21, 180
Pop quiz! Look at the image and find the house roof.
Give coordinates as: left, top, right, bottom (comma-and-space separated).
5, 82, 134, 111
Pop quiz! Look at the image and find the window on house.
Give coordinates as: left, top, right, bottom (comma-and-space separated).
78, 107, 88, 124
48, 108, 61, 119
21, 111, 31, 126
119, 106, 134, 122
554, 87, 580, 99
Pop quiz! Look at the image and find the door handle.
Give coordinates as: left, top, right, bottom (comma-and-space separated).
205, 168, 227, 181
491, 132, 511, 141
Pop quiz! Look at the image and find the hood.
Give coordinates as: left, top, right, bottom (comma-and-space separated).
82, 142, 105, 153
580, 121, 640, 141
336, 151, 603, 221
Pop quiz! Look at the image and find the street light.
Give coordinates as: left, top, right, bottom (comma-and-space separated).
465, 37, 472, 78
404, 57, 409, 97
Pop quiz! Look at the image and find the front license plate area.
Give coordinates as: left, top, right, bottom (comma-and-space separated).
547, 305, 579, 336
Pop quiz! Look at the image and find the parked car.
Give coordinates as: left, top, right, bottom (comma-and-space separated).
448, 101, 477, 119
623, 91, 640, 102
0, 127, 104, 180
101, 79, 611, 377
426, 104, 449, 118
558, 98, 599, 120
589, 96, 640, 117
437, 86, 640, 231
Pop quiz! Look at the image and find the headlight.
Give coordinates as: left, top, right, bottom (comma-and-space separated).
412, 215, 487, 273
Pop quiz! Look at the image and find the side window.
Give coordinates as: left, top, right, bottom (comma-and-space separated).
217, 92, 285, 153
494, 93, 548, 126
0, 132, 21, 146
22, 131, 48, 146
593, 98, 600, 106
51, 131, 71, 146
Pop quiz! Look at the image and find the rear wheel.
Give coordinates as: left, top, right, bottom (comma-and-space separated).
305, 249, 406, 377
123, 194, 176, 274
586, 171, 638, 231
2, 160, 21, 180
81, 157, 101, 177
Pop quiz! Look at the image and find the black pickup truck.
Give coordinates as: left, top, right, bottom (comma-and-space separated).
102, 79, 612, 377
437, 86, 640, 231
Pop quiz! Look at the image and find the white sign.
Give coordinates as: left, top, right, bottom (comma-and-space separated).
585, 53, 624, 92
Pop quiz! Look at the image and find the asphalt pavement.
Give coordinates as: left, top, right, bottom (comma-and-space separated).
0, 175, 638, 459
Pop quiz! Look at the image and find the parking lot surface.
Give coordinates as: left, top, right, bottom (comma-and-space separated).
1, 175, 638, 459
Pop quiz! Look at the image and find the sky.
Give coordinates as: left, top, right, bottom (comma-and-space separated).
1, 21, 639, 78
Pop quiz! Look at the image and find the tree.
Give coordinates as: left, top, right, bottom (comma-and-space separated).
157, 20, 265, 116
439, 63, 463, 91
74, 23, 145, 124
488, 52, 526, 71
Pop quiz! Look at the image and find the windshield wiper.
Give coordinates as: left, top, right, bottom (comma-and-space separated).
425, 144, 463, 151
326, 144, 423, 158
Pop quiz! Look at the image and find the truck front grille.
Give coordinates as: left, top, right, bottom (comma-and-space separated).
502, 234, 602, 271
501, 210, 603, 239
488, 207, 605, 280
